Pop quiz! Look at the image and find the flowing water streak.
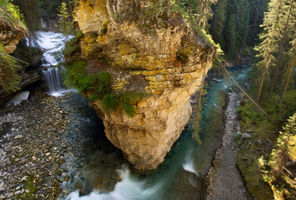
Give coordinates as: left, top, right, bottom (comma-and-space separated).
66, 166, 165, 200
64, 66, 250, 199
37, 31, 75, 96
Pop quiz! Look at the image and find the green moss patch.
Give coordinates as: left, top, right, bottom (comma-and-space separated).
63, 60, 145, 117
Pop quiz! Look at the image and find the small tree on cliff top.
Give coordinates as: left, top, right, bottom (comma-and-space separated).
57, 2, 73, 41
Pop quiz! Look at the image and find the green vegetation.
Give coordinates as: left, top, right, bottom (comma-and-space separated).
210, 0, 268, 58
63, 60, 145, 117
15, 175, 37, 199
242, 112, 296, 200
238, 91, 296, 130
57, 1, 73, 40
254, 0, 296, 104
63, 31, 83, 58
170, 0, 222, 52
0, 0, 26, 28
261, 113, 296, 199
236, 4, 296, 198
0, 44, 21, 92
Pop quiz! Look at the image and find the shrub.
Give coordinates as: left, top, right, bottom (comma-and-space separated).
120, 91, 145, 117
63, 60, 88, 89
102, 93, 120, 112
0, 44, 21, 92
63, 60, 145, 117
63, 31, 83, 57
89, 72, 112, 99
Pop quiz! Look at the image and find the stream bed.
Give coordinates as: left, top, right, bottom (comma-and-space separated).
0, 31, 252, 200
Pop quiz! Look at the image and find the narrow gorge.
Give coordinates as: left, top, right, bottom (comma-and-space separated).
1, 0, 294, 199
71, 0, 216, 171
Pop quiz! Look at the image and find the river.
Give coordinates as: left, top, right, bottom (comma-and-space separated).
37, 32, 251, 200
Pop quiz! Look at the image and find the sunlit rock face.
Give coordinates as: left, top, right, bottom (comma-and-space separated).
74, 0, 216, 171
0, 11, 28, 53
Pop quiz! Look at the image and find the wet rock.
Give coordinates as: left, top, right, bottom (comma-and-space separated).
241, 133, 252, 139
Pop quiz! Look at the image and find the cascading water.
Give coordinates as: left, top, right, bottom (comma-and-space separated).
42, 67, 63, 94
64, 66, 251, 200
36, 31, 75, 96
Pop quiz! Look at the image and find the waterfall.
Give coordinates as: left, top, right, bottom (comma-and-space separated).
42, 67, 63, 94
36, 31, 75, 96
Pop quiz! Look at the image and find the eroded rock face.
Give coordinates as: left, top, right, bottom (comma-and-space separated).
74, 0, 216, 171
0, 13, 28, 53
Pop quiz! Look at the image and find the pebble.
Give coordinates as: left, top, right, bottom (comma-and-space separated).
0, 89, 114, 199
241, 133, 252, 139
14, 135, 22, 139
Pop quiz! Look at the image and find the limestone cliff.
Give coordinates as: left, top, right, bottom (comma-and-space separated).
0, 4, 28, 53
73, 0, 216, 171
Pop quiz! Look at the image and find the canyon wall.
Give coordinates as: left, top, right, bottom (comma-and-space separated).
74, 0, 216, 171
0, 6, 28, 53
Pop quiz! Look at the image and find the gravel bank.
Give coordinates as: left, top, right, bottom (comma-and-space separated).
0, 88, 124, 200
206, 93, 252, 200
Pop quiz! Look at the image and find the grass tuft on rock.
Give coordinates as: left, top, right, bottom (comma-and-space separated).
63, 60, 145, 117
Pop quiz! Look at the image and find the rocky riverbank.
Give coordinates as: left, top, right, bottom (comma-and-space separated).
206, 93, 252, 200
0, 87, 125, 200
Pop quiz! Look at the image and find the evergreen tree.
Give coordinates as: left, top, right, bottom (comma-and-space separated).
254, 0, 285, 103
280, 35, 296, 104
248, 0, 268, 45
270, 0, 296, 93
197, 0, 217, 29
0, 44, 21, 92
224, 14, 236, 57
210, 0, 228, 48
57, 1, 73, 40
235, 0, 250, 48
13, 0, 40, 57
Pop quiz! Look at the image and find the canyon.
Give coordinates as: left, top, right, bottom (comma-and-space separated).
73, 0, 216, 171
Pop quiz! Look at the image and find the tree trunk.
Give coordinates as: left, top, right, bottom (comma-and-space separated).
167, 0, 171, 16
28, 35, 32, 59
270, 0, 294, 93
257, 61, 269, 104
279, 59, 294, 104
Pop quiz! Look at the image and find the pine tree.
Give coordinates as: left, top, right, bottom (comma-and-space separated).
210, 0, 228, 48
14, 0, 40, 57
270, 0, 296, 93
57, 1, 73, 41
280, 36, 296, 104
236, 0, 250, 48
0, 44, 21, 92
225, 14, 236, 57
248, 0, 268, 45
254, 0, 285, 103
197, 0, 217, 29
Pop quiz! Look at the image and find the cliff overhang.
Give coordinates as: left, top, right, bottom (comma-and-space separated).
71, 0, 217, 171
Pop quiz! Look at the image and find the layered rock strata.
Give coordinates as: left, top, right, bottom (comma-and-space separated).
74, 0, 216, 171
0, 6, 28, 53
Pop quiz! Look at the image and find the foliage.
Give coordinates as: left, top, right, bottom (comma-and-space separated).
259, 113, 296, 200
170, 0, 222, 53
63, 60, 145, 117
120, 92, 146, 117
63, 31, 83, 57
174, 0, 217, 29
238, 90, 296, 130
0, 44, 21, 92
224, 13, 236, 58
57, 1, 73, 40
102, 93, 120, 112
0, 0, 26, 29
209, 0, 268, 59
39, 0, 62, 18
253, 0, 296, 103
13, 0, 40, 32
210, 0, 227, 49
